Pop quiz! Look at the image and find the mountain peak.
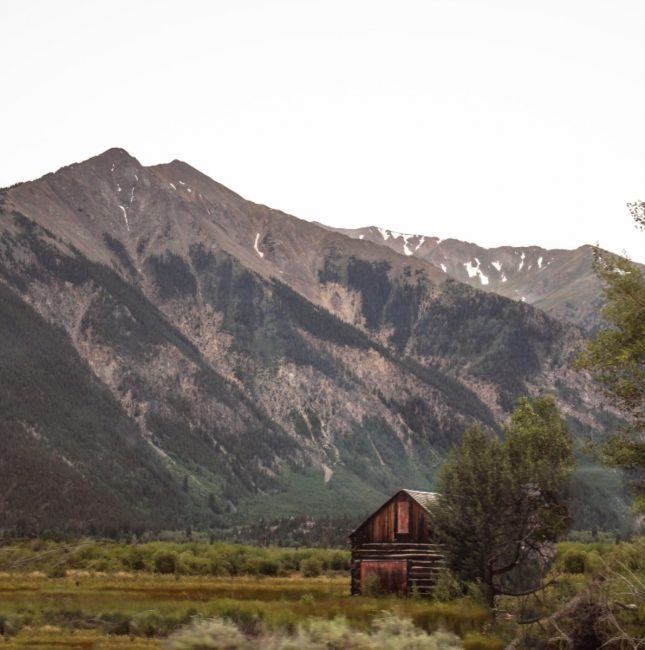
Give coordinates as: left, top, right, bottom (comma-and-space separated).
89, 147, 141, 169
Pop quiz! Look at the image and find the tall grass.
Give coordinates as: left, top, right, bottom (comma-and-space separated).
165, 613, 496, 650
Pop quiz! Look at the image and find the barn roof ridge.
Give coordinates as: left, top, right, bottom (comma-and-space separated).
401, 489, 439, 513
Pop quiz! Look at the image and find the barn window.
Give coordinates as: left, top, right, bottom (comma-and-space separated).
397, 500, 409, 534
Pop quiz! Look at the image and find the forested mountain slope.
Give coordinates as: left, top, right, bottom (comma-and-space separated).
0, 149, 626, 534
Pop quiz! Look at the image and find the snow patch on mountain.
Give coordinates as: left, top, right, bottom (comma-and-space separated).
492, 261, 502, 271
119, 205, 129, 231
254, 233, 264, 258
463, 259, 489, 285
400, 234, 414, 256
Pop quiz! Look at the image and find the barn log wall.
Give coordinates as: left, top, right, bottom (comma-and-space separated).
350, 542, 445, 596
350, 491, 445, 597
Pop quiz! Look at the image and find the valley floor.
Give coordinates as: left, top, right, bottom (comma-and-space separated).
0, 540, 642, 649
0, 573, 493, 648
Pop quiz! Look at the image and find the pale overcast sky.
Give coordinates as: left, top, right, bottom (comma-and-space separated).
2, 0, 644, 261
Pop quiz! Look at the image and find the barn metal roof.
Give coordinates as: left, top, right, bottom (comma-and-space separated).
402, 490, 439, 513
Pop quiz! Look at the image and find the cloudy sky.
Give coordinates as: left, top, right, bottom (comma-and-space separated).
2, 0, 644, 260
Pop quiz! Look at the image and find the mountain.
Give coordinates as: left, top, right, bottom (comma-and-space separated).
0, 149, 627, 536
323, 225, 624, 331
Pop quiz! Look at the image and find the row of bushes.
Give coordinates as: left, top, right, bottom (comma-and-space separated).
555, 538, 644, 576
0, 539, 350, 577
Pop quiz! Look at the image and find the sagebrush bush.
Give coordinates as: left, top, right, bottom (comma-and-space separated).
165, 613, 464, 649
165, 617, 247, 649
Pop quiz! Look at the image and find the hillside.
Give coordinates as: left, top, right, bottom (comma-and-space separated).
325, 225, 629, 330
0, 149, 627, 535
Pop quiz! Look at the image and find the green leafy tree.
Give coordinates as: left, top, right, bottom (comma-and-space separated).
431, 396, 574, 607
577, 202, 645, 514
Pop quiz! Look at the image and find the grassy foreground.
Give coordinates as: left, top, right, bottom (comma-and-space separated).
0, 573, 494, 648
0, 539, 643, 648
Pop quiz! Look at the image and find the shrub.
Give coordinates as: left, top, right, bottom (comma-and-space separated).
166, 614, 464, 649
300, 557, 322, 578
154, 550, 178, 574
257, 558, 280, 576
167, 617, 249, 649
329, 551, 350, 571
209, 558, 232, 576
433, 569, 463, 602
178, 551, 211, 575
562, 550, 587, 574
124, 547, 147, 571
239, 557, 261, 576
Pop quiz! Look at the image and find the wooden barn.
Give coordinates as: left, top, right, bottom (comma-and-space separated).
349, 489, 444, 597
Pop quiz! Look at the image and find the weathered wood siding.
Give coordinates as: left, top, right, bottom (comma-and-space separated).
350, 543, 445, 596
350, 491, 430, 545
349, 490, 444, 597
360, 560, 408, 596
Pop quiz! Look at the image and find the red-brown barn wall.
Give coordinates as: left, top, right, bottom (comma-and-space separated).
351, 492, 430, 545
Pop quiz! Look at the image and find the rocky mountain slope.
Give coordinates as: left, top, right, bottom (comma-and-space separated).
0, 149, 626, 535
324, 225, 631, 331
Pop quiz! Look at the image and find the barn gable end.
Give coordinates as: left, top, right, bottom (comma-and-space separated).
349, 489, 445, 597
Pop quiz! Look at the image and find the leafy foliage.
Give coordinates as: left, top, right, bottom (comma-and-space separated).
577, 251, 645, 429
431, 396, 574, 606
577, 241, 645, 514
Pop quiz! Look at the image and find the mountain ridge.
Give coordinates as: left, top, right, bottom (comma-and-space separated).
322, 224, 632, 330
0, 149, 628, 535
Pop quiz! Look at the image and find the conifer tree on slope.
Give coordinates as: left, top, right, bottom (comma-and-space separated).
431, 396, 574, 607
577, 200, 645, 515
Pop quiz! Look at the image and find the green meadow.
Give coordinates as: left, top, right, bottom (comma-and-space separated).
0, 539, 642, 649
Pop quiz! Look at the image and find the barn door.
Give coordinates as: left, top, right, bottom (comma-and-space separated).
396, 500, 410, 541
360, 560, 408, 596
